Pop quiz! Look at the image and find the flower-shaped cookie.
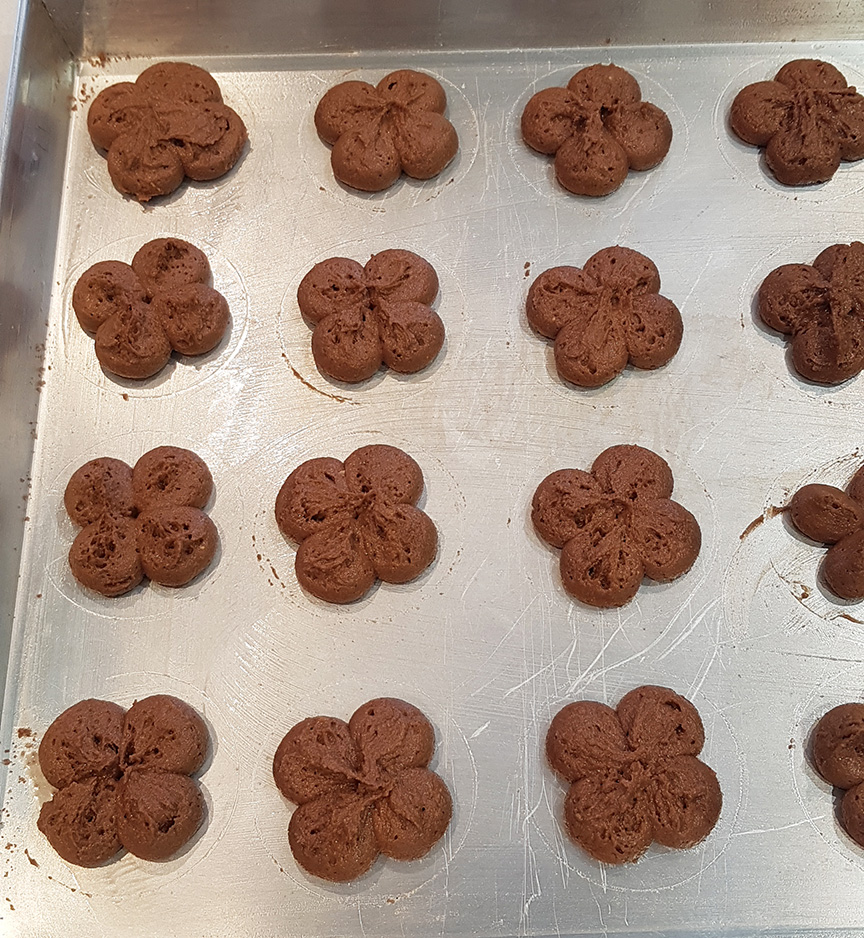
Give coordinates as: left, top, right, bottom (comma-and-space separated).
521, 64, 673, 196
296, 249, 445, 383
88, 61, 247, 201
273, 697, 452, 882
275, 444, 437, 603
812, 703, 864, 848
546, 685, 722, 864
73, 237, 230, 380
758, 242, 864, 385
65, 446, 218, 597
730, 59, 864, 186
314, 69, 458, 192
37, 695, 208, 866
532, 445, 701, 608
527, 246, 683, 387
789, 461, 864, 600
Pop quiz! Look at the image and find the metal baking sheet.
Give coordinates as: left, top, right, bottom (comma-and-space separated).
4, 35, 864, 938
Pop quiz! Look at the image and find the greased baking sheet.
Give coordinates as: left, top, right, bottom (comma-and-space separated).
3, 41, 864, 938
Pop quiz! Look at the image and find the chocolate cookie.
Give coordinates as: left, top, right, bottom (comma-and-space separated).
72, 238, 230, 380
758, 242, 864, 384
64, 446, 218, 596
812, 703, 864, 847
532, 445, 701, 607
527, 247, 683, 387
275, 444, 437, 603
88, 62, 247, 201
730, 59, 864, 186
521, 64, 672, 197
315, 69, 458, 192
37, 695, 208, 866
273, 697, 452, 882
546, 685, 722, 864
296, 249, 444, 382
788, 460, 864, 600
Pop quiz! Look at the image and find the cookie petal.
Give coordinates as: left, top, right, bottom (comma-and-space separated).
297, 257, 369, 324
813, 241, 864, 293
131, 237, 210, 295
649, 755, 722, 849
376, 301, 445, 373
567, 64, 641, 110
116, 769, 203, 861
830, 92, 864, 161
560, 525, 644, 608
546, 701, 630, 782
531, 468, 605, 549
38, 699, 125, 789
812, 703, 864, 789
37, 777, 121, 867
176, 104, 247, 181
311, 308, 383, 383
765, 123, 841, 186
106, 126, 185, 202
68, 513, 143, 597
94, 303, 172, 379
823, 528, 864, 600
294, 518, 376, 604
344, 444, 424, 506
373, 767, 452, 860
616, 685, 705, 757
377, 70, 447, 113
288, 788, 378, 882
64, 457, 136, 526
136, 506, 218, 587
87, 82, 149, 150
72, 261, 147, 333
391, 110, 458, 179
631, 499, 701, 582
273, 716, 359, 804
359, 503, 437, 583
591, 445, 674, 502
314, 80, 381, 145
121, 695, 208, 775
790, 313, 864, 384
132, 446, 213, 511
842, 782, 864, 848
624, 293, 683, 369
605, 101, 672, 171
135, 61, 223, 103
789, 483, 864, 544
758, 263, 827, 335
775, 59, 848, 91
729, 80, 792, 146
583, 246, 661, 297
275, 457, 350, 543
554, 313, 628, 387
521, 87, 581, 155
526, 266, 599, 339
153, 283, 230, 356
330, 123, 401, 192
365, 249, 439, 306
554, 122, 629, 196
563, 766, 653, 864
349, 698, 435, 777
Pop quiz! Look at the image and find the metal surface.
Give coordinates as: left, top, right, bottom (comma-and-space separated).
4, 30, 864, 938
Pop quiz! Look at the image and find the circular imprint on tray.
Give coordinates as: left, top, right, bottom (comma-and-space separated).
248, 677, 477, 904
44, 432, 244, 620
714, 59, 864, 203
250, 430, 465, 618
722, 450, 864, 648
61, 234, 249, 398
527, 685, 742, 892
508, 64, 688, 210
298, 68, 479, 210
26, 672, 239, 898
278, 238, 467, 401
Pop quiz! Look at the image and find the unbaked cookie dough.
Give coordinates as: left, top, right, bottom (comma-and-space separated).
812, 703, 864, 848
275, 444, 437, 603
532, 444, 701, 607
789, 461, 864, 600
65, 446, 218, 596
73, 237, 230, 380
273, 697, 452, 882
730, 59, 864, 186
88, 62, 247, 201
758, 242, 864, 385
527, 246, 683, 387
546, 685, 722, 864
314, 69, 458, 191
37, 695, 208, 866
296, 249, 444, 382
521, 64, 672, 196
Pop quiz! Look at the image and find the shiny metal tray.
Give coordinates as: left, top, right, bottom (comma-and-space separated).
3, 4, 864, 934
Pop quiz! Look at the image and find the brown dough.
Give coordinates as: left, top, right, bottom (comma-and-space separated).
64, 457, 136, 526
315, 69, 457, 192
296, 249, 444, 383
275, 445, 436, 603
521, 64, 672, 197
527, 246, 683, 387
812, 703, 864, 848
132, 446, 213, 511
88, 62, 246, 201
730, 59, 864, 186
532, 445, 700, 607
547, 685, 721, 864
37, 695, 208, 866
274, 697, 451, 882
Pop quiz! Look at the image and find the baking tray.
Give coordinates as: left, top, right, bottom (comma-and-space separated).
4, 1, 864, 935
